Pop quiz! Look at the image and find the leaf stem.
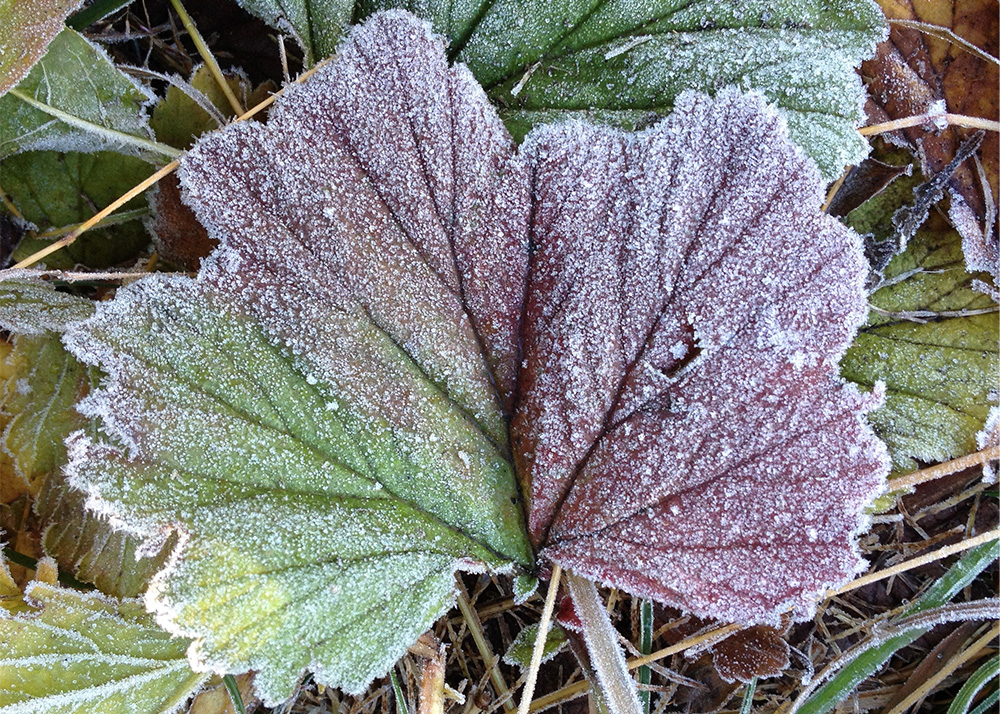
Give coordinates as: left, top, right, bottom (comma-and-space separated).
168, 0, 245, 116
7, 88, 182, 160
564, 572, 642, 714
518, 564, 562, 714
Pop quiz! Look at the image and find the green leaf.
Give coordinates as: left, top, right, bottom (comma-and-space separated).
0, 29, 177, 162
233, 0, 354, 64
840, 227, 998, 472
503, 622, 568, 669
2, 151, 153, 268
149, 66, 247, 150
0, 580, 207, 714
359, 0, 885, 179
0, 0, 83, 95
792, 540, 1000, 714
64, 276, 533, 703
0, 274, 95, 334
1, 332, 96, 494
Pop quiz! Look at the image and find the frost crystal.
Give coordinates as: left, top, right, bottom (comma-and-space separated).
64, 10, 888, 703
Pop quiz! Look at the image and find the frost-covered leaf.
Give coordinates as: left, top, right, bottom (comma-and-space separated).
0, 580, 207, 714
35, 469, 178, 599
0, 273, 95, 335
503, 623, 567, 669
0, 29, 162, 161
516, 89, 888, 624
361, 0, 885, 179
841, 225, 999, 472
0, 275, 96, 491
1, 332, 96, 493
65, 16, 533, 703
0, 0, 83, 96
233, 0, 353, 64
65, 10, 887, 703
0, 550, 27, 614
0, 275, 172, 597
2, 151, 153, 269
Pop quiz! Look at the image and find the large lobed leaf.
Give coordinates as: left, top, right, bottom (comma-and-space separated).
360, 0, 886, 179
515, 91, 887, 623
64, 10, 887, 704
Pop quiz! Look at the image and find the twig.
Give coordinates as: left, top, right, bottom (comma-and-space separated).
826, 529, 1000, 598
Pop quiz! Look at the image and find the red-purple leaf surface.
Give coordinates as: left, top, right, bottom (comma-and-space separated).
64, 9, 888, 700
516, 95, 888, 622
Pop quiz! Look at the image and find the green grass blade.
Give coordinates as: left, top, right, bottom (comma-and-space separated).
638, 599, 653, 714
223, 674, 248, 714
390, 668, 408, 714
793, 540, 1000, 714
968, 688, 999, 714
947, 655, 1000, 714
739, 677, 757, 714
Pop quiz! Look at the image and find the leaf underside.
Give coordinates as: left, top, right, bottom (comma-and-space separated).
64, 10, 888, 704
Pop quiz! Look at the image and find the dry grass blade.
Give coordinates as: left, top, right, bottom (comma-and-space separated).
860, 113, 1000, 136
889, 446, 1000, 492
883, 622, 999, 714
827, 529, 1000, 598
517, 564, 561, 714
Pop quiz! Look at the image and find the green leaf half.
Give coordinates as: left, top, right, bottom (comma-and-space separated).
65, 276, 533, 703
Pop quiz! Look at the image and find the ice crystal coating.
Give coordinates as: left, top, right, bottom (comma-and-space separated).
64, 9, 887, 703
515, 89, 889, 623
365, 0, 887, 179
0, 580, 207, 714
0, 0, 82, 96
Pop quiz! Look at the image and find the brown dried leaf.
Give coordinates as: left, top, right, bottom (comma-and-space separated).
709, 626, 790, 684
863, 0, 999, 273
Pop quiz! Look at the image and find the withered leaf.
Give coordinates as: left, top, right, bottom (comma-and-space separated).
863, 0, 999, 275
64, 10, 887, 702
709, 626, 790, 684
